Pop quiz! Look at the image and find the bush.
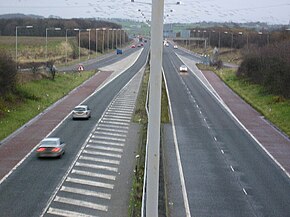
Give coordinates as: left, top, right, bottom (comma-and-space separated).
0, 50, 17, 95
237, 41, 290, 98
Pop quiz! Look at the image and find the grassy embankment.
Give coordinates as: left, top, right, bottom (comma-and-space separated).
129, 64, 169, 216
198, 64, 290, 137
0, 71, 95, 141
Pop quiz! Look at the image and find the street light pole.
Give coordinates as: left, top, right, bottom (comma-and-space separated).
115, 29, 118, 48
146, 0, 164, 216
112, 29, 115, 49
46, 27, 61, 63
72, 28, 81, 62
107, 29, 110, 52
102, 28, 106, 53
96, 28, 100, 58
119, 29, 122, 47
87, 29, 91, 59
16, 25, 33, 69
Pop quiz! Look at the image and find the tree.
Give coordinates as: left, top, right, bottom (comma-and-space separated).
0, 50, 17, 95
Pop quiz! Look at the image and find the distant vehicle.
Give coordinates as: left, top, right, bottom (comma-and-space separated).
36, 138, 66, 158
165, 43, 169, 47
174, 45, 178, 49
140, 43, 144, 46
72, 105, 91, 120
179, 64, 188, 72
137, 44, 141, 47
116, 49, 123, 54
144, 39, 147, 43
131, 44, 136, 48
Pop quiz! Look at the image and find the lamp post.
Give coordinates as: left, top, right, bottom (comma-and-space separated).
115, 29, 118, 48
15, 25, 33, 69
102, 28, 106, 53
87, 29, 91, 59
65, 29, 75, 65
73, 28, 81, 62
107, 29, 111, 52
46, 27, 61, 63
96, 28, 100, 58
112, 29, 115, 49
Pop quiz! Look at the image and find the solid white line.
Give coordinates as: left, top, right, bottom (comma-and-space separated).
54, 196, 108, 211
75, 162, 118, 172
47, 207, 98, 217
61, 186, 111, 199
86, 144, 123, 153
79, 155, 120, 165
83, 150, 122, 158
72, 169, 116, 180
91, 135, 126, 142
163, 69, 192, 217
93, 131, 127, 138
89, 139, 124, 147
66, 177, 114, 189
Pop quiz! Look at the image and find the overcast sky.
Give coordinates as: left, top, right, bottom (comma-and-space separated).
1, 0, 290, 25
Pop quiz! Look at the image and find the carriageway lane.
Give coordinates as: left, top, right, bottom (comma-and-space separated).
0, 44, 149, 217
162, 46, 290, 217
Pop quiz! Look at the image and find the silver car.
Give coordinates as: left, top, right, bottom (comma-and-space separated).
72, 105, 91, 119
36, 138, 66, 158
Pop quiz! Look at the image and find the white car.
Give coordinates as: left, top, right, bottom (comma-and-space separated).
179, 65, 188, 72
174, 45, 178, 49
72, 105, 91, 119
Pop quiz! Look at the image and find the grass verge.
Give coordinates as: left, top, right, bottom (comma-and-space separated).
198, 64, 290, 137
129, 64, 169, 216
0, 71, 95, 141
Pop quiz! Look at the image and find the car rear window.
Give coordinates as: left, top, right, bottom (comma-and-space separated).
74, 107, 86, 111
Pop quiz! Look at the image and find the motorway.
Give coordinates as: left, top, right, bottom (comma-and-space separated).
0, 43, 149, 217
162, 44, 290, 217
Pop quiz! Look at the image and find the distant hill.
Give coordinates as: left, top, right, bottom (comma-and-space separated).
0, 13, 44, 19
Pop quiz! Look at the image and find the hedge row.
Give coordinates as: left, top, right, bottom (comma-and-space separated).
237, 40, 290, 98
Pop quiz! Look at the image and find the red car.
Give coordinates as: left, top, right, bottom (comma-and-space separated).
131, 44, 136, 48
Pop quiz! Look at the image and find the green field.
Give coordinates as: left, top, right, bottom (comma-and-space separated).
0, 36, 88, 65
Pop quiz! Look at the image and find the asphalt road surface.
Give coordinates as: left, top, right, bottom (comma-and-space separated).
0, 43, 149, 217
162, 44, 290, 217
